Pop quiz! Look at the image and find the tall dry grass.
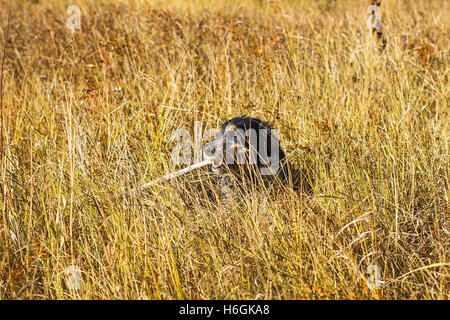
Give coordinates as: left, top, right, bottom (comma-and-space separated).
0, 0, 448, 299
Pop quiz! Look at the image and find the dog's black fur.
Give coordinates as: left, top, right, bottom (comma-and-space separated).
205, 116, 306, 191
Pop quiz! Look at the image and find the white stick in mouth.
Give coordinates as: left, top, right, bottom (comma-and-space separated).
138, 159, 213, 189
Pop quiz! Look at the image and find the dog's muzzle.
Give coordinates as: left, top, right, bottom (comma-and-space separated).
204, 136, 225, 174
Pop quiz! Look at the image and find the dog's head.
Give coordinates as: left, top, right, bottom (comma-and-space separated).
204, 116, 285, 176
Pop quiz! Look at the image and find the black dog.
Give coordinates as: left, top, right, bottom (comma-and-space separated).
204, 116, 304, 191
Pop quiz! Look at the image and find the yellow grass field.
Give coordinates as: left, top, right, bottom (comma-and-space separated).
0, 0, 448, 299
